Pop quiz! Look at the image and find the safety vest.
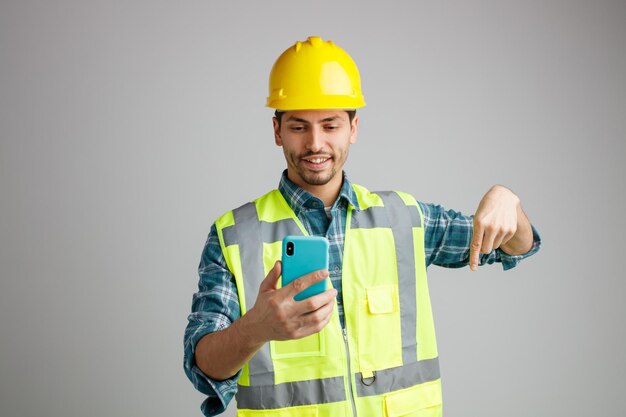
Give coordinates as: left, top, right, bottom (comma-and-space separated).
215, 184, 442, 417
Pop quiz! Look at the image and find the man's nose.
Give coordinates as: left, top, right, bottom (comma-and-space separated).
304, 127, 324, 152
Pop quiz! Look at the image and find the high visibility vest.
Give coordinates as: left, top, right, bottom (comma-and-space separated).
215, 184, 442, 417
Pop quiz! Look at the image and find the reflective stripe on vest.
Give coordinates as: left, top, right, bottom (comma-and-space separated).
355, 357, 440, 397
230, 202, 304, 386
236, 375, 346, 409
217, 187, 440, 412
372, 191, 418, 366
236, 358, 441, 409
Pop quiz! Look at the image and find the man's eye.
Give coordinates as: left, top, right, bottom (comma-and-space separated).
325, 125, 338, 130
290, 126, 305, 132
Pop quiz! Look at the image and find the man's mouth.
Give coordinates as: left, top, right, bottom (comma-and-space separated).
303, 157, 330, 163
301, 155, 332, 170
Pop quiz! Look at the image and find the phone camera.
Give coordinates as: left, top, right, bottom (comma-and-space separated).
286, 241, 294, 256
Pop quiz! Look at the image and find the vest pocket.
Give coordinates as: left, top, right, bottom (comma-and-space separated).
384, 380, 442, 417
270, 332, 325, 359
358, 285, 403, 372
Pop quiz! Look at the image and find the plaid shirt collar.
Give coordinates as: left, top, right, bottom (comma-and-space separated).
278, 170, 361, 216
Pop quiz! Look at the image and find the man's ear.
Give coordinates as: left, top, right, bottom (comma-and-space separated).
349, 114, 359, 144
273, 117, 282, 146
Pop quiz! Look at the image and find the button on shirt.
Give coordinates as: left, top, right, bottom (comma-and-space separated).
183, 171, 541, 417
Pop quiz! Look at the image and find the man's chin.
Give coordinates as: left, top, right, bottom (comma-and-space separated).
300, 176, 328, 186
300, 170, 336, 186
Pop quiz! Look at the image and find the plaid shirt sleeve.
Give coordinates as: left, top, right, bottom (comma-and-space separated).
183, 223, 241, 416
419, 202, 541, 270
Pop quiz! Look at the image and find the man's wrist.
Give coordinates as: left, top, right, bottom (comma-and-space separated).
232, 309, 267, 350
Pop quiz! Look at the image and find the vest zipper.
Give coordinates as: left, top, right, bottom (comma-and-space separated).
343, 327, 358, 417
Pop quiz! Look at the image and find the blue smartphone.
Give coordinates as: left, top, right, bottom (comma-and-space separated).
281, 236, 330, 301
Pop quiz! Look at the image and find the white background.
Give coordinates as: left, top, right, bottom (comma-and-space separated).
1, 1, 625, 416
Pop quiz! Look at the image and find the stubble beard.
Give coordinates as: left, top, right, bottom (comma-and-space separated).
298, 165, 337, 186
290, 150, 345, 186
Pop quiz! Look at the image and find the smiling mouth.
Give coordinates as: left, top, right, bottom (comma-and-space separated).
302, 156, 331, 164
300, 155, 332, 171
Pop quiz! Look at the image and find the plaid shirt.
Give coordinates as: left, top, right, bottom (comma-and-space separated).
184, 171, 541, 416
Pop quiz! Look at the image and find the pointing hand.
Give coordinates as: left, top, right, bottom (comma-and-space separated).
469, 185, 520, 271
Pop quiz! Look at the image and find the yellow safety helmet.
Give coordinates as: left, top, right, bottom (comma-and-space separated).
266, 36, 366, 110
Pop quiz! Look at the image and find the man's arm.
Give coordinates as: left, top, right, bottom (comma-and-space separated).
183, 225, 243, 415
184, 226, 334, 415
469, 185, 534, 271
195, 261, 337, 381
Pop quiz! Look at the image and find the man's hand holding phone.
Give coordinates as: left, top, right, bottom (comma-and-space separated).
194, 259, 336, 381
242, 261, 337, 344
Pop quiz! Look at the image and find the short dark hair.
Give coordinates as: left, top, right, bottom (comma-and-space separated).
274, 110, 356, 129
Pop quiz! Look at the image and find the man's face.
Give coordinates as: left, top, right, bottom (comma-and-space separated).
273, 110, 358, 191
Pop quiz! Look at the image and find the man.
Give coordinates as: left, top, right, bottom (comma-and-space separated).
184, 36, 540, 417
